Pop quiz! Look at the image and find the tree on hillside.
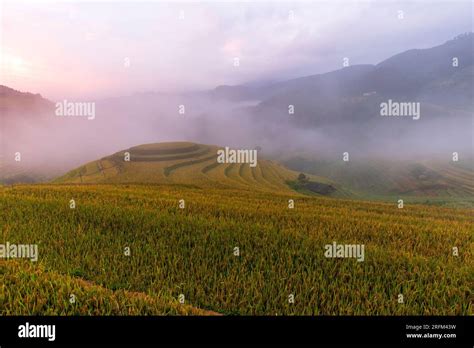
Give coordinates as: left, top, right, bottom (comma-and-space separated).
297, 173, 308, 183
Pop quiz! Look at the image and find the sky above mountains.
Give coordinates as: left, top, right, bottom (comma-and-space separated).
1, 0, 472, 100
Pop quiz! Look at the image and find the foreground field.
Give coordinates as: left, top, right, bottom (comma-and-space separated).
0, 260, 215, 315
0, 184, 472, 315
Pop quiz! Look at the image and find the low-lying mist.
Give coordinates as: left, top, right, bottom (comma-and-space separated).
1, 89, 472, 183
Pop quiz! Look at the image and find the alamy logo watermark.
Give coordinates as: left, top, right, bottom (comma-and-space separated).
217, 147, 258, 167
380, 99, 420, 120
55, 99, 95, 120
0, 242, 38, 262
18, 322, 55, 341
324, 242, 365, 262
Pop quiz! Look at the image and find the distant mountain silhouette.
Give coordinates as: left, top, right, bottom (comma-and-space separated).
211, 33, 473, 127
0, 85, 54, 121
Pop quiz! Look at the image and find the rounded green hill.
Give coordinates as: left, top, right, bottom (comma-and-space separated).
54, 142, 343, 196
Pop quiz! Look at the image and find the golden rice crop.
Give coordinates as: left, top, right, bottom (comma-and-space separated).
0, 184, 472, 315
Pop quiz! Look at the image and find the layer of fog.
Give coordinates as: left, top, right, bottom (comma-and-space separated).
2, 89, 472, 183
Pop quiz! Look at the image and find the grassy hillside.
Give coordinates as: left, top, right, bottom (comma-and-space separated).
0, 163, 55, 185
1, 184, 471, 315
54, 142, 347, 197
283, 157, 474, 207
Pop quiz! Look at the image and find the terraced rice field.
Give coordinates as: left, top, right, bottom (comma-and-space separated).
1, 142, 472, 315
0, 260, 215, 315
54, 142, 342, 196
0, 182, 472, 315
284, 157, 474, 206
